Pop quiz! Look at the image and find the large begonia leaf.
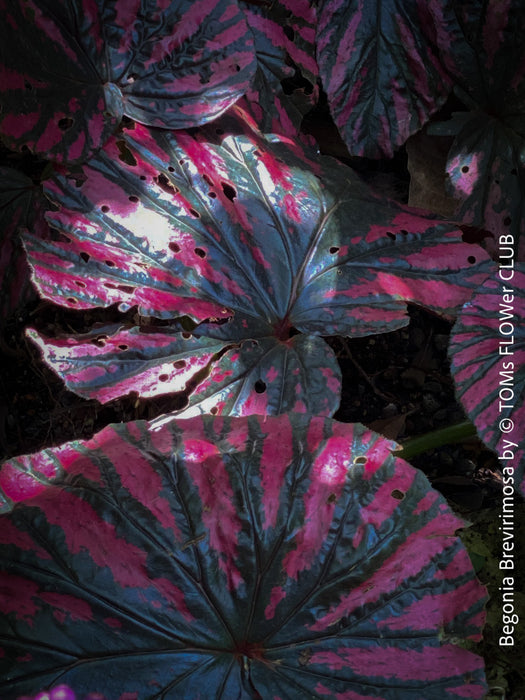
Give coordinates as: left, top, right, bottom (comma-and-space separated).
239, 0, 319, 136
23, 110, 493, 414
429, 0, 525, 259
0, 0, 256, 163
449, 267, 525, 497
315, 0, 454, 158
0, 414, 487, 697
0, 167, 47, 324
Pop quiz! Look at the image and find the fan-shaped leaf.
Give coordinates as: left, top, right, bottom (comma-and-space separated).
0, 0, 256, 163
316, 0, 453, 158
449, 267, 525, 496
0, 414, 487, 698
24, 110, 492, 414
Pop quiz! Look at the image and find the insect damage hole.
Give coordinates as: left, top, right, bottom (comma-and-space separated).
329, 246, 339, 254
194, 247, 206, 258
221, 182, 236, 201
254, 380, 266, 393
353, 456, 367, 466
391, 489, 405, 500
58, 117, 74, 131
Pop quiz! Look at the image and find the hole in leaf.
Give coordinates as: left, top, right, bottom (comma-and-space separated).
140, 175, 146, 181
254, 380, 266, 393
189, 208, 200, 218
210, 406, 218, 415
386, 231, 395, 239
66, 297, 77, 304
155, 173, 178, 195
116, 140, 137, 166
194, 247, 206, 258
283, 25, 295, 40
467, 255, 476, 264
461, 165, 469, 173
159, 374, 169, 382
117, 285, 135, 294
504, 216, 512, 226
168, 166, 175, 172
221, 182, 237, 201
128, 195, 139, 203
105, 260, 116, 267
336, 269, 343, 275
104, 282, 116, 289
329, 246, 339, 254
253, 150, 261, 157
391, 489, 405, 500
80, 252, 90, 263
182, 332, 192, 339
353, 456, 367, 466
173, 360, 186, 369
118, 344, 128, 351
101, 205, 110, 213
58, 117, 74, 131
209, 191, 217, 199
74, 280, 86, 288
235, 64, 241, 72
169, 242, 181, 253
92, 335, 108, 347
203, 174, 213, 186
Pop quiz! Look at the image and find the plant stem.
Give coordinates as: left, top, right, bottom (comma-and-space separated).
398, 420, 479, 460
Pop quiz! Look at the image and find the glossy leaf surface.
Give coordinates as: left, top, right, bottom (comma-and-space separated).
24, 111, 492, 414
0, 0, 256, 163
0, 414, 487, 698
316, 0, 453, 158
449, 267, 525, 497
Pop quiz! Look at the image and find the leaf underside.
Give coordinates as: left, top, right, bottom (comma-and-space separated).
0, 414, 487, 698
449, 267, 525, 497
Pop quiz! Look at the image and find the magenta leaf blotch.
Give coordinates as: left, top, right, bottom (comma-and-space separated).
24, 112, 492, 416
0, 414, 487, 698
0, 0, 256, 163
449, 267, 525, 496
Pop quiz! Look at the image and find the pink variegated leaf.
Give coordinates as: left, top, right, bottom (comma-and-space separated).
449, 267, 525, 497
25, 324, 229, 404
240, 0, 319, 137
0, 0, 256, 163
428, 0, 525, 260
0, 414, 487, 697
316, 0, 454, 158
24, 111, 492, 414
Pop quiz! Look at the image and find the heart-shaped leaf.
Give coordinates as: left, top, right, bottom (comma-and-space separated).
0, 414, 487, 698
315, 0, 454, 158
0, 0, 256, 163
449, 267, 525, 496
24, 110, 493, 415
